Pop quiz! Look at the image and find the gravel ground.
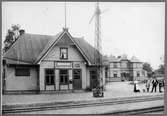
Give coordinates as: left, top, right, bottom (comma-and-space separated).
2, 82, 164, 105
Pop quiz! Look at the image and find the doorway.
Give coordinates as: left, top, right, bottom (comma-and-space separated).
73, 69, 82, 89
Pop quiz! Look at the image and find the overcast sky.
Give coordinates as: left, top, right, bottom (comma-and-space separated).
2, 2, 165, 69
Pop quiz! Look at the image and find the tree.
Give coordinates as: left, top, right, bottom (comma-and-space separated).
3, 24, 25, 53
156, 64, 165, 75
143, 62, 153, 78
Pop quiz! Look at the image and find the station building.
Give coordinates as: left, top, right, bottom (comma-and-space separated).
2, 28, 106, 94
105, 55, 147, 82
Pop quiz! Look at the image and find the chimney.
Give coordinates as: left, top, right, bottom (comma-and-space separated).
117, 56, 121, 59
19, 29, 25, 35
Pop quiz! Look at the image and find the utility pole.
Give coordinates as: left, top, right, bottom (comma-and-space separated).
94, 2, 103, 88
64, 0, 67, 29
89, 1, 103, 92
89, 2, 109, 89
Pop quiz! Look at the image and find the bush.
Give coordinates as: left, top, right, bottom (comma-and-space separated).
85, 87, 92, 91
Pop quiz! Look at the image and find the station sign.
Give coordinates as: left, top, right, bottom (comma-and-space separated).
56, 62, 72, 68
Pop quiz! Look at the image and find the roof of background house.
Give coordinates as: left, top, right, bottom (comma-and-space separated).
130, 56, 141, 63
108, 56, 120, 62
108, 55, 142, 63
120, 54, 128, 60
3, 30, 104, 66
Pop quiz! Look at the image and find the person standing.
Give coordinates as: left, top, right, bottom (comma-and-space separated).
134, 81, 137, 92
134, 81, 140, 92
146, 79, 151, 92
162, 79, 165, 90
151, 78, 158, 93
159, 79, 163, 93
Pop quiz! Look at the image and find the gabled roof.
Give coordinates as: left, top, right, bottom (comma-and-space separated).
107, 55, 142, 63
34, 31, 64, 63
108, 56, 120, 62
4, 33, 54, 64
73, 37, 95, 64
130, 56, 141, 63
3, 29, 100, 66
35, 29, 91, 65
120, 54, 129, 61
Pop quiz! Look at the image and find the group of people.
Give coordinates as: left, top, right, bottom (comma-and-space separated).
145, 78, 165, 93
133, 78, 165, 93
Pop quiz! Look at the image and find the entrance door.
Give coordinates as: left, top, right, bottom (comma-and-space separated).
121, 72, 130, 81
73, 69, 82, 89
90, 70, 98, 89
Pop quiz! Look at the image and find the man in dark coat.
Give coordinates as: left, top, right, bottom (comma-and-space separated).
158, 80, 163, 93
163, 79, 165, 89
151, 78, 159, 93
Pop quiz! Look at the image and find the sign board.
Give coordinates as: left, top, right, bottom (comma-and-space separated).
74, 63, 80, 68
56, 62, 72, 68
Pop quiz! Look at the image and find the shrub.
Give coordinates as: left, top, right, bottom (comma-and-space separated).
85, 87, 92, 91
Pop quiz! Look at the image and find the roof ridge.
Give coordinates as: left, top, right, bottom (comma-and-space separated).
23, 33, 61, 37
4, 30, 104, 65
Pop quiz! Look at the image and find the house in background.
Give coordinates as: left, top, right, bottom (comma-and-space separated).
2, 28, 106, 94
106, 55, 147, 82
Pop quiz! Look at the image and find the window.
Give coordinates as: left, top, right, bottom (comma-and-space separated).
142, 71, 145, 76
113, 71, 117, 78
122, 62, 127, 68
133, 63, 137, 68
60, 48, 68, 59
60, 69, 69, 84
15, 68, 30, 76
137, 71, 140, 77
130, 64, 133, 68
90, 70, 98, 79
73, 69, 81, 79
138, 64, 142, 68
45, 69, 55, 85
121, 72, 126, 77
113, 63, 117, 68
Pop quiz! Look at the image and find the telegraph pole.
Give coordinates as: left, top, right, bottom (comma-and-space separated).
94, 2, 103, 89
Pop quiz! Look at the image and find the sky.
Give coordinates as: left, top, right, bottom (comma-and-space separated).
2, 2, 165, 69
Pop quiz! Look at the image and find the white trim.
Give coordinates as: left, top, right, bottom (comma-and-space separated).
37, 30, 91, 65
36, 31, 65, 64
65, 31, 91, 65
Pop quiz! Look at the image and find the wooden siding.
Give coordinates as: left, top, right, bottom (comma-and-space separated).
5, 67, 38, 91
39, 43, 87, 90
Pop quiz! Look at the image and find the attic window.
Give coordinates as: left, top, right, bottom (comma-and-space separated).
60, 48, 68, 59
15, 68, 30, 76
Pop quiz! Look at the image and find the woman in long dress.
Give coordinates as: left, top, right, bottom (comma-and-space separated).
134, 81, 140, 92
146, 79, 151, 92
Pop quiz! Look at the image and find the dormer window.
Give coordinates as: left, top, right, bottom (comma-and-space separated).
60, 47, 68, 59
